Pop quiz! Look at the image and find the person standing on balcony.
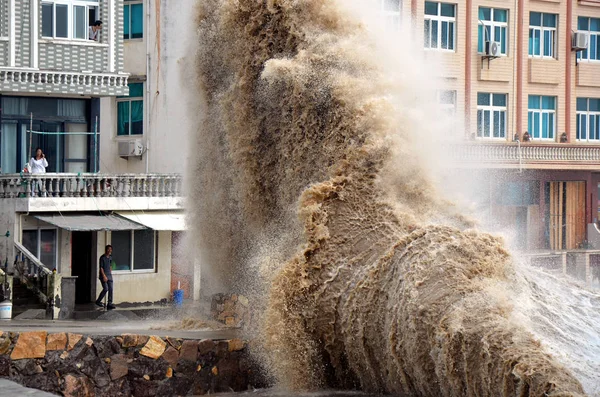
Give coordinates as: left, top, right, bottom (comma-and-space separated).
29, 148, 48, 196
89, 20, 103, 41
95, 245, 116, 310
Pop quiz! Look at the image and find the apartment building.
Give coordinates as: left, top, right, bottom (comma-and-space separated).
0, 0, 195, 317
378, 0, 600, 254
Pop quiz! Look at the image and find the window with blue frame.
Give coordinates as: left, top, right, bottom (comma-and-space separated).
528, 96, 556, 140
576, 98, 600, 141
424, 2, 456, 51
477, 7, 508, 55
476, 93, 507, 138
529, 12, 557, 58
124, 1, 143, 39
117, 83, 143, 136
577, 17, 600, 62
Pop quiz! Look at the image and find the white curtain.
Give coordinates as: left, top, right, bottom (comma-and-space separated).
65, 123, 88, 173
1, 123, 17, 173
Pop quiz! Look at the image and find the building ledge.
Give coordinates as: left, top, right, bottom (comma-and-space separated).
0, 68, 129, 96
448, 142, 600, 170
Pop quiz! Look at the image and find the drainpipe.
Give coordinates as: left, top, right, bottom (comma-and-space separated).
144, 0, 151, 174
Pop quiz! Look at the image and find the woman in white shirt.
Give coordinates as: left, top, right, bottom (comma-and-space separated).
29, 148, 48, 196
29, 148, 48, 174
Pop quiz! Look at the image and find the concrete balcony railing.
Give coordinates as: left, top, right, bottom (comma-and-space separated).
0, 173, 183, 199
449, 142, 600, 169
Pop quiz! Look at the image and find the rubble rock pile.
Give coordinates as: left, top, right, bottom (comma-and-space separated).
211, 293, 251, 328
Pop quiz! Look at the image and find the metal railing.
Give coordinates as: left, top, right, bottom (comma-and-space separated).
0, 173, 183, 199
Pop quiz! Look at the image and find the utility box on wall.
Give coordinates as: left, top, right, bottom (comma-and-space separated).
118, 140, 144, 158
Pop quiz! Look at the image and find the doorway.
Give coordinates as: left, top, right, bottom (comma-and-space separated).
546, 181, 586, 250
72, 232, 93, 304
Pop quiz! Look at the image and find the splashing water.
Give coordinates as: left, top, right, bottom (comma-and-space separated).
190, 0, 600, 395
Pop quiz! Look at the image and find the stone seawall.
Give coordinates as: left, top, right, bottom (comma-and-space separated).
0, 331, 262, 396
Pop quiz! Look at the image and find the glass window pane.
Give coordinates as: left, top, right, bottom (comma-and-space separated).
129, 83, 144, 97
500, 111, 506, 137
542, 96, 555, 109
477, 110, 483, 137
530, 12, 541, 26
543, 13, 556, 28
479, 7, 490, 21
592, 35, 598, 60
42, 4, 53, 37
543, 30, 552, 56
529, 95, 540, 109
22, 230, 38, 260
425, 2, 438, 15
534, 29, 541, 55
578, 17, 589, 31
478, 93, 490, 106
441, 21, 448, 49
494, 9, 507, 22
448, 22, 454, 50
577, 115, 582, 140
493, 94, 506, 107
484, 111, 490, 137
542, 113, 549, 138
131, 4, 143, 38
577, 98, 588, 111
589, 98, 600, 112
131, 100, 143, 135
40, 230, 56, 270
424, 21, 431, 48
384, 0, 400, 11
500, 27, 507, 53
534, 113, 540, 137
1, 123, 17, 173
591, 116, 597, 140
117, 101, 130, 136
123, 4, 130, 39
528, 29, 534, 55
528, 112, 533, 136
111, 231, 132, 271
493, 111, 500, 137
441, 3, 454, 17
74, 6, 86, 39
431, 21, 438, 48
55, 4, 68, 38
133, 230, 154, 270
591, 18, 600, 32
478, 25, 484, 52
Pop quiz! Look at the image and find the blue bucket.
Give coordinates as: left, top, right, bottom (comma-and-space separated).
173, 289, 184, 307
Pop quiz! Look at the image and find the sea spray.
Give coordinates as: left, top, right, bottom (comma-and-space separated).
192, 0, 590, 395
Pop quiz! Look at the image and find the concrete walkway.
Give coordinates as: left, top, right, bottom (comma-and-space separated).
0, 319, 240, 339
0, 379, 56, 396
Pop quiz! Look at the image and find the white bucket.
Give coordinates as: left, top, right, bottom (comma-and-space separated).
0, 301, 12, 320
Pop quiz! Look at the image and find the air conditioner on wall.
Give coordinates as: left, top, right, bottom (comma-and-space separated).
572, 32, 589, 51
485, 41, 502, 57
118, 139, 144, 158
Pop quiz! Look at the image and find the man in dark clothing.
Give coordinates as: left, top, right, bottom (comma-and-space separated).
95, 245, 115, 310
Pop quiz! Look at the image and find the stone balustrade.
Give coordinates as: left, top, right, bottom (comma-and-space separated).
0, 173, 183, 199
0, 69, 128, 89
449, 142, 600, 165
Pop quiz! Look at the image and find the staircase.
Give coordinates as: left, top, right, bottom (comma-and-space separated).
11, 278, 46, 318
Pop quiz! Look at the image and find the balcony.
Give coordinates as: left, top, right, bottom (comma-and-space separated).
0, 173, 184, 212
0, 68, 129, 97
448, 142, 600, 170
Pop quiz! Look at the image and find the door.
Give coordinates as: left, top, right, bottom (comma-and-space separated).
71, 231, 93, 304
547, 181, 586, 250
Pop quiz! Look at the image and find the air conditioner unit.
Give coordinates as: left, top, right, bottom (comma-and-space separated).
572, 32, 589, 51
485, 41, 502, 57
118, 139, 144, 158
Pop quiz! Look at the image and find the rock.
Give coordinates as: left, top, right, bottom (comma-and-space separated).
46, 333, 67, 350
63, 374, 93, 397
162, 346, 178, 367
10, 331, 47, 360
178, 340, 198, 362
140, 336, 166, 359
143, 374, 150, 381
85, 337, 93, 347
104, 357, 111, 364
121, 334, 139, 348
67, 333, 82, 351
225, 317, 236, 326
197, 364, 202, 372
0, 356, 9, 376
110, 354, 129, 380
138, 335, 149, 346
228, 339, 245, 352
94, 336, 121, 359
166, 367, 173, 378
60, 351, 69, 360
212, 366, 218, 376
198, 339, 215, 356
0, 336, 11, 354
238, 295, 249, 306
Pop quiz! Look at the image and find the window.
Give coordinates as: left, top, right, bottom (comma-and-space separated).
576, 98, 600, 141
22, 229, 57, 271
424, 2, 456, 50
117, 83, 144, 136
111, 230, 156, 272
529, 12, 557, 58
577, 17, 600, 62
380, 0, 401, 31
478, 7, 508, 55
476, 93, 507, 138
42, 1, 99, 40
528, 95, 556, 140
124, 1, 143, 39
437, 90, 456, 116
